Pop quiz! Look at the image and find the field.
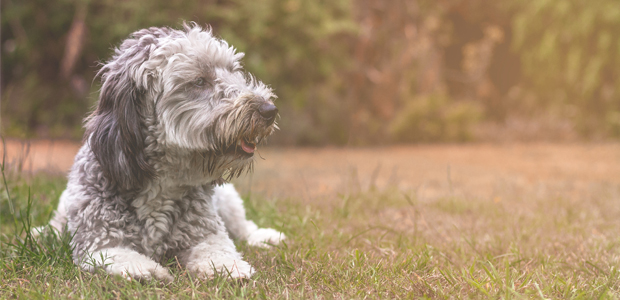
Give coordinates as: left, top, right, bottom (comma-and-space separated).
1, 140, 620, 298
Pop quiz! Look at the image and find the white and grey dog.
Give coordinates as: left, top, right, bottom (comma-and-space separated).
43, 24, 285, 281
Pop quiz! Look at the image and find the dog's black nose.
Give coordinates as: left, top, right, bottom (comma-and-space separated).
258, 103, 278, 124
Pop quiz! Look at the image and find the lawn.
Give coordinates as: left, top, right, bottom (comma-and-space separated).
1, 148, 620, 299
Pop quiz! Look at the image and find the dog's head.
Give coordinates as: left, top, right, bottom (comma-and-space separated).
86, 23, 278, 191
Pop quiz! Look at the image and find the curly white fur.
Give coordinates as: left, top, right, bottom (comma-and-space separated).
43, 23, 285, 281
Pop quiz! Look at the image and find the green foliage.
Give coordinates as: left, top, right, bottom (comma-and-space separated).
511, 0, 620, 135
389, 93, 482, 142
3, 0, 620, 142
605, 110, 620, 137
1, 0, 357, 143
2, 0, 91, 138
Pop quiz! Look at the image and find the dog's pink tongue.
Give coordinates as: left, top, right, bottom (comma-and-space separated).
240, 140, 256, 153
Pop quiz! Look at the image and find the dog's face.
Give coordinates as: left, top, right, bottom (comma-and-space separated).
86, 24, 278, 190
149, 28, 278, 155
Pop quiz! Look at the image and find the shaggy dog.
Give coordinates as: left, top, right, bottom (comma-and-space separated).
43, 24, 285, 281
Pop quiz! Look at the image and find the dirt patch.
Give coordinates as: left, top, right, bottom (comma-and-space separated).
1, 139, 81, 175
2, 139, 619, 201
237, 143, 620, 203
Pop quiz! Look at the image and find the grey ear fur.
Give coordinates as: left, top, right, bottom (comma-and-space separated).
85, 32, 159, 192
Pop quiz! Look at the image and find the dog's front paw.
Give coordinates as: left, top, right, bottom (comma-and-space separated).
86, 248, 174, 282
105, 259, 173, 282
117, 264, 174, 283
187, 258, 254, 280
247, 228, 286, 248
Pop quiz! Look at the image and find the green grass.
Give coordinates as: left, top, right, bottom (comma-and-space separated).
1, 167, 620, 299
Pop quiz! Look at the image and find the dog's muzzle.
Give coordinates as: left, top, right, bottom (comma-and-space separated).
222, 102, 278, 158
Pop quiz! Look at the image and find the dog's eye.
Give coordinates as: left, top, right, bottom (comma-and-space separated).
194, 78, 207, 87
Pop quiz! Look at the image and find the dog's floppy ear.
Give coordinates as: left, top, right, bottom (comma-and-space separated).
85, 32, 159, 192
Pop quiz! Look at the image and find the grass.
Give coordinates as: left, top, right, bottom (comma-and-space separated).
1, 161, 620, 299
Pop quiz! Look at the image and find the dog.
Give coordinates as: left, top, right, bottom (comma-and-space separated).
42, 23, 285, 282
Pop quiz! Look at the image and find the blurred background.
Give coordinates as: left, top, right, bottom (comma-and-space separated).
2, 0, 620, 145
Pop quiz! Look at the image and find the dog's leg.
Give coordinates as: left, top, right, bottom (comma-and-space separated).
177, 229, 254, 279
81, 247, 173, 282
213, 183, 285, 247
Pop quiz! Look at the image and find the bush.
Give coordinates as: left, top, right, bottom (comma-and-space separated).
2, 0, 620, 143
389, 93, 482, 142
1, 0, 357, 143
511, 0, 620, 137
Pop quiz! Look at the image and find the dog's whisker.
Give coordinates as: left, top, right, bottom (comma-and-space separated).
256, 149, 266, 160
